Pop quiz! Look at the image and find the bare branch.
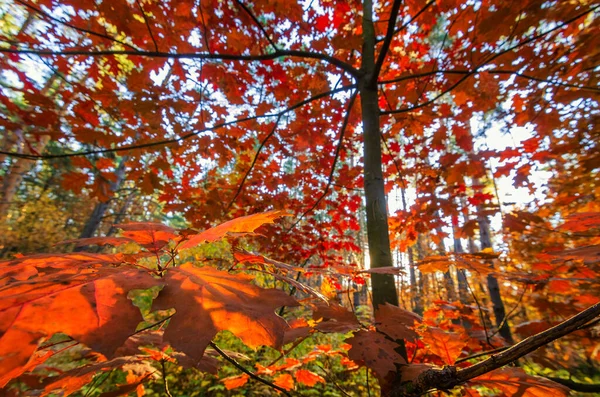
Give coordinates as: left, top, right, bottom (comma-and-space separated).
209, 342, 293, 397
0, 84, 356, 160
0, 47, 359, 77
381, 5, 599, 115
135, 0, 159, 52
227, 114, 282, 209
375, 0, 435, 43
379, 69, 600, 92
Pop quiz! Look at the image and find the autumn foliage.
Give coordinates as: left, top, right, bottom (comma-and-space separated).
0, 0, 599, 395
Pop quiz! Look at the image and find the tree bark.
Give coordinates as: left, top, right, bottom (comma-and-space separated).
360, 0, 398, 309
477, 201, 514, 343
78, 157, 128, 240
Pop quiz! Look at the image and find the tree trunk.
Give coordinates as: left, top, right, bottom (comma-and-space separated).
477, 202, 514, 343
78, 157, 128, 240
360, 0, 398, 309
453, 228, 470, 304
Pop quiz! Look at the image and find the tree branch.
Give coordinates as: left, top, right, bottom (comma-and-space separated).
388, 302, 600, 396
287, 90, 358, 231
234, 0, 278, 51
379, 69, 600, 92
371, 0, 403, 86
226, 114, 282, 209
0, 84, 356, 160
135, 0, 159, 52
209, 342, 292, 396
0, 47, 359, 77
545, 377, 600, 393
381, 5, 598, 115
14, 0, 139, 51
375, 0, 435, 43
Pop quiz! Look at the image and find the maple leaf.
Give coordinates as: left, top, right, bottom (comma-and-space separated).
273, 373, 295, 391
222, 373, 249, 390
0, 263, 155, 382
312, 303, 361, 333
115, 222, 177, 252
39, 356, 152, 397
469, 367, 570, 397
346, 330, 406, 379
180, 210, 292, 249
419, 326, 467, 365
559, 212, 600, 232
295, 369, 325, 387
375, 303, 422, 341
152, 263, 298, 361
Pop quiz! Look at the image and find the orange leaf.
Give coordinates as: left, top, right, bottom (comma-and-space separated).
152, 263, 298, 361
222, 374, 249, 390
375, 303, 422, 341
274, 373, 295, 391
346, 330, 406, 379
313, 303, 361, 333
0, 260, 155, 381
295, 369, 325, 387
115, 223, 177, 252
470, 367, 569, 397
419, 326, 467, 365
180, 210, 292, 249
560, 212, 600, 232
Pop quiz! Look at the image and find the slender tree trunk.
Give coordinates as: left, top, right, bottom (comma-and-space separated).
453, 228, 470, 304
477, 202, 514, 343
399, 184, 422, 314
360, 0, 398, 309
78, 157, 128, 240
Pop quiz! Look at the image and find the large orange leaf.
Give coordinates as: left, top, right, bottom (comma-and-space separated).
419, 326, 467, 365
470, 367, 570, 397
222, 373, 249, 390
179, 210, 292, 249
273, 373, 295, 391
559, 212, 600, 232
295, 369, 325, 387
0, 264, 155, 382
346, 330, 406, 379
375, 303, 421, 341
152, 263, 298, 361
39, 356, 153, 397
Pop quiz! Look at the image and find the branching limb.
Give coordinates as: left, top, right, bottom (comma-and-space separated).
371, 0, 403, 86
381, 5, 599, 115
545, 377, 600, 393
14, 0, 139, 51
227, 114, 282, 209
0, 47, 359, 77
234, 0, 278, 51
0, 84, 356, 160
388, 302, 600, 396
209, 342, 293, 396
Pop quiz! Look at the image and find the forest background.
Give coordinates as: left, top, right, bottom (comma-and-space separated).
0, 0, 599, 396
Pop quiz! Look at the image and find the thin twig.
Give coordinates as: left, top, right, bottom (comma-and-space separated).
209, 342, 293, 396
287, 90, 358, 231
161, 359, 173, 397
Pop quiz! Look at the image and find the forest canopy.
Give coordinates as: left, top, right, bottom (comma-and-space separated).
0, 0, 599, 396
